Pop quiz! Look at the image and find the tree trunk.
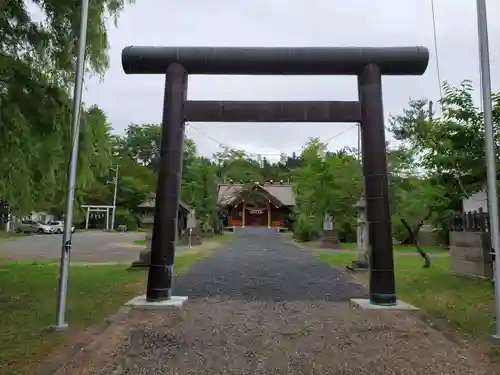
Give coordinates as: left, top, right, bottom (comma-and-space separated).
400, 209, 434, 245
400, 218, 431, 268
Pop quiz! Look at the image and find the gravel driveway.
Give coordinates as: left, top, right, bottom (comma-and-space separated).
0, 231, 145, 263
48, 229, 495, 375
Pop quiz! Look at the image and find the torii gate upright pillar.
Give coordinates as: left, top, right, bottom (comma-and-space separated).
146, 64, 188, 301
358, 64, 395, 304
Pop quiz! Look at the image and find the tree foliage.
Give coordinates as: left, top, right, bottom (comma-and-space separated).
292, 138, 362, 241
389, 80, 500, 199
386, 80, 500, 263
1, 0, 134, 215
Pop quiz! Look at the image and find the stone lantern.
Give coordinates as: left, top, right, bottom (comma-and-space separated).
350, 194, 370, 269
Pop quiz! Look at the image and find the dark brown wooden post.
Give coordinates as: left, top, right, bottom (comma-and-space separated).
465, 211, 472, 232
146, 63, 188, 301
358, 64, 396, 306
479, 208, 486, 232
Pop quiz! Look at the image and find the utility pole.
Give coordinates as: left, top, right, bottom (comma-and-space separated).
428, 100, 433, 122
53, 0, 90, 331
257, 154, 262, 168
109, 164, 119, 231
476, 0, 500, 340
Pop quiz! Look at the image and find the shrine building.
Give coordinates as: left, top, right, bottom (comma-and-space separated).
218, 181, 295, 229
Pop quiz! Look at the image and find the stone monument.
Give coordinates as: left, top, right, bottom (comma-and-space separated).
349, 195, 370, 270
179, 210, 202, 246
320, 213, 340, 248
131, 233, 152, 268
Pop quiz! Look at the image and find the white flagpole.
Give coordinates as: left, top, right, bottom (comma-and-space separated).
476, 0, 500, 339
53, 0, 90, 331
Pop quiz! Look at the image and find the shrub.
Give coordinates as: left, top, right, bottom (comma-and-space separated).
293, 213, 319, 242
114, 208, 139, 230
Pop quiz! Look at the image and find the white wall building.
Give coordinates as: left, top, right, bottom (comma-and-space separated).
462, 189, 488, 213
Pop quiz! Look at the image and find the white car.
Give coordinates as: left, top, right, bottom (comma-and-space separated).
47, 221, 76, 234
16, 220, 56, 234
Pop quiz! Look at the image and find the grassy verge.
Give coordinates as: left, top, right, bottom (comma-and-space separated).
340, 242, 447, 253
0, 252, 205, 375
133, 233, 233, 246
295, 239, 447, 254
0, 230, 26, 240
318, 252, 494, 342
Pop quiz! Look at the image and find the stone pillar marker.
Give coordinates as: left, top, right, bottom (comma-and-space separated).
350, 195, 370, 270
320, 213, 340, 248
184, 209, 202, 247
267, 201, 271, 228
242, 201, 246, 228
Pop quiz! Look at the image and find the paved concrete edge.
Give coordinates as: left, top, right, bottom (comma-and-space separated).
350, 298, 420, 311
125, 295, 188, 309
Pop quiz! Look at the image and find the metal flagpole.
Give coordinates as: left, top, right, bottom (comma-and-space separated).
476, 0, 500, 339
53, 0, 90, 331
110, 164, 119, 231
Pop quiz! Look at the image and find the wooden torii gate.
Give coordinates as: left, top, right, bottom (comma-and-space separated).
121, 45, 429, 305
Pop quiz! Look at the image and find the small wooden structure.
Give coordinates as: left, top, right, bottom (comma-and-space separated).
137, 198, 192, 238
132, 198, 200, 268
218, 181, 294, 230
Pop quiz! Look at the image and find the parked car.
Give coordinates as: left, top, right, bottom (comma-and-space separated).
47, 221, 75, 234
16, 220, 56, 234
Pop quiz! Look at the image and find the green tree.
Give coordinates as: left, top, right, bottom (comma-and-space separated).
388, 80, 500, 201
385, 80, 500, 263
387, 147, 446, 267
121, 123, 198, 174
182, 156, 218, 227
292, 139, 327, 240
292, 138, 362, 241
1, 0, 134, 214
213, 147, 263, 182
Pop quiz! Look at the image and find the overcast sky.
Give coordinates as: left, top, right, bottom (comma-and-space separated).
85, 0, 500, 160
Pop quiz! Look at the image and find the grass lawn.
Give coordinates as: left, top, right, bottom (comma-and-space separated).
340, 242, 447, 253
133, 233, 233, 246
295, 239, 448, 254
0, 252, 206, 375
318, 252, 495, 342
0, 230, 26, 240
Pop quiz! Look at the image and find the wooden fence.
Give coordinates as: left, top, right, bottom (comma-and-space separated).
450, 208, 490, 232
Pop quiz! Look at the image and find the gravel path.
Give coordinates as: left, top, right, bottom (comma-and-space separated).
48, 229, 495, 375
174, 228, 367, 302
